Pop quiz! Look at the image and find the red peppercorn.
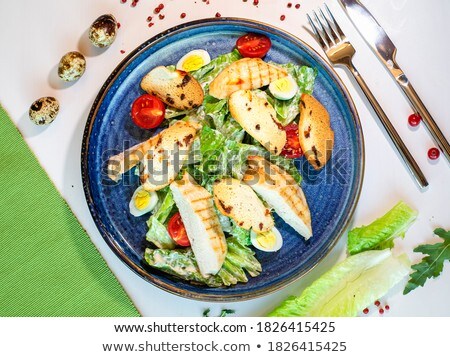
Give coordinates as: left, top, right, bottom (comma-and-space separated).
379, 308, 384, 314
131, 1, 137, 8
363, 308, 369, 314
120, 50, 125, 54
295, 4, 300, 9
117, 22, 121, 29
121, 0, 127, 3
154, 7, 161, 14
374, 300, 380, 307
180, 13, 186, 19
408, 113, 421, 127
288, 2, 292, 8
215, 12, 222, 18
428, 147, 440, 160
158, 3, 164, 9
254, 0, 259, 5
159, 14, 165, 20
148, 22, 154, 27
147, 16, 153, 22
280, 15, 286, 21
385, 305, 390, 311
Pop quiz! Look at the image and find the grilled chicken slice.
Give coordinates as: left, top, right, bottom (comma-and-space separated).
229, 90, 286, 155
170, 173, 227, 276
298, 93, 334, 170
243, 156, 312, 239
107, 121, 200, 190
209, 58, 288, 99
213, 178, 274, 233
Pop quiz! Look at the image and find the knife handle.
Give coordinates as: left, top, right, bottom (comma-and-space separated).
396, 73, 450, 163
348, 64, 428, 188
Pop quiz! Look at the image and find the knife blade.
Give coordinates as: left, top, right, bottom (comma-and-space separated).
338, 0, 450, 162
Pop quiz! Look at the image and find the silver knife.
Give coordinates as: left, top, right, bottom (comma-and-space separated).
338, 0, 450, 163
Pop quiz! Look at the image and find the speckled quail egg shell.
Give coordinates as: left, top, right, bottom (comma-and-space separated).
29, 97, 59, 125
58, 51, 86, 82
89, 14, 118, 48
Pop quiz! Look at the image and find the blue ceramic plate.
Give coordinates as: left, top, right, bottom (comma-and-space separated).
82, 18, 364, 301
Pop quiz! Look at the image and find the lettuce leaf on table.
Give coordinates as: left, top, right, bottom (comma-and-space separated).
347, 201, 418, 255
404, 228, 450, 295
268, 250, 410, 317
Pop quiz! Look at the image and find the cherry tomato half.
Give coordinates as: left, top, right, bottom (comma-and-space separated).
131, 94, 165, 129
167, 212, 190, 247
236, 33, 272, 58
281, 123, 303, 159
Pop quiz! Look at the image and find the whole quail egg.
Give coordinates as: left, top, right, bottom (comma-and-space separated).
89, 14, 118, 48
29, 97, 60, 125
58, 51, 86, 82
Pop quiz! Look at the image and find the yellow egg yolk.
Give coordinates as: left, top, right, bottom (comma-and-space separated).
181, 55, 205, 72
134, 190, 150, 210
272, 77, 294, 93
256, 231, 277, 249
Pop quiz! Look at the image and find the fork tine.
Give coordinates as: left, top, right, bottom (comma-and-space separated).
307, 13, 327, 49
324, 3, 346, 40
319, 8, 339, 42
313, 10, 333, 47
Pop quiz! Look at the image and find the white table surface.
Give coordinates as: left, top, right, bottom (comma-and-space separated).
1, 0, 449, 317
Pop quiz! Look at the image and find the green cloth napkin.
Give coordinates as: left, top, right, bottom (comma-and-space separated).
0, 105, 140, 317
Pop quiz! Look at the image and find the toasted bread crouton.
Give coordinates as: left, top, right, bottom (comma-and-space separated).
298, 93, 334, 170
243, 156, 312, 239
213, 178, 274, 233
209, 58, 288, 99
107, 121, 200, 186
141, 66, 204, 110
229, 90, 286, 155
171, 173, 227, 276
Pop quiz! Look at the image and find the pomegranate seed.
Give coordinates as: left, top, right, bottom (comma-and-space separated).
159, 14, 165, 20
154, 7, 161, 14
408, 113, 421, 127
147, 16, 153, 22
288, 2, 292, 8
254, 0, 259, 5
363, 308, 369, 314
385, 305, 390, 311
120, 50, 125, 54
374, 300, 380, 307
280, 15, 286, 21
121, 0, 127, 3
148, 22, 154, 27
117, 22, 121, 29
180, 13, 186, 19
131, 1, 137, 7
215, 12, 222, 17
158, 3, 164, 9
428, 147, 440, 160
379, 308, 384, 314
295, 4, 300, 9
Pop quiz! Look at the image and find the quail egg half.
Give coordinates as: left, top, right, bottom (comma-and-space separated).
29, 97, 59, 125
89, 14, 118, 48
129, 186, 159, 217
58, 51, 86, 82
176, 49, 211, 72
250, 227, 283, 252
269, 75, 299, 101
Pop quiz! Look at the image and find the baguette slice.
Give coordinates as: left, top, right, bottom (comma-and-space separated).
107, 121, 200, 188
141, 66, 204, 110
229, 89, 286, 155
170, 173, 227, 276
243, 156, 312, 239
213, 178, 274, 233
298, 93, 334, 170
209, 58, 288, 99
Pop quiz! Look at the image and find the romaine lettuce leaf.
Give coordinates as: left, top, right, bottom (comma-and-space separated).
268, 250, 410, 317
348, 201, 418, 255
146, 216, 176, 249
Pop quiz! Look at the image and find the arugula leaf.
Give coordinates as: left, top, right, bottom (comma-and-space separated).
202, 308, 211, 317
219, 309, 235, 317
404, 228, 450, 295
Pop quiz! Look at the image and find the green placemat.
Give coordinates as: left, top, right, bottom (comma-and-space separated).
0, 105, 140, 317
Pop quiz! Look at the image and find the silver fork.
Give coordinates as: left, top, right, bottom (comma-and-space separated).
307, 5, 428, 189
